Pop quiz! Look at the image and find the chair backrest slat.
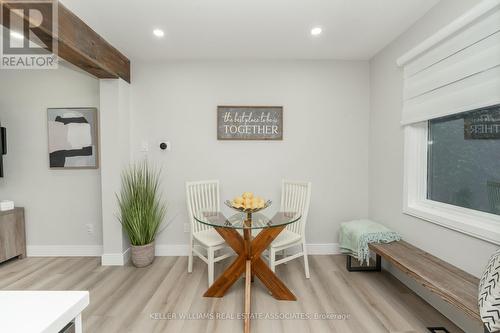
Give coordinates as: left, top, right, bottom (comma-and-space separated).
186, 180, 220, 234
294, 184, 303, 234
193, 184, 202, 233
290, 184, 298, 233
295, 185, 307, 234
280, 180, 311, 236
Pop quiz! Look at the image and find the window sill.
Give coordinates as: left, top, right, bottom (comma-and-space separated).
404, 199, 500, 245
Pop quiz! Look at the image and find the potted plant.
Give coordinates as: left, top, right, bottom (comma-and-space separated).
117, 161, 166, 267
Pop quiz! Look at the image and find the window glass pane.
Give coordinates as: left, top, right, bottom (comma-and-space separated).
427, 105, 500, 215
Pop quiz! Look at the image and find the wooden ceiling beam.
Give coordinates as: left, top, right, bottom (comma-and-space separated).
1, 0, 130, 82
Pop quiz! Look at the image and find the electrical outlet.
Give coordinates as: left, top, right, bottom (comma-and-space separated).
183, 223, 190, 233
86, 224, 94, 234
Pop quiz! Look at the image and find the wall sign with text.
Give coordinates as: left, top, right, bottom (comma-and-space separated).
217, 106, 283, 140
464, 106, 500, 140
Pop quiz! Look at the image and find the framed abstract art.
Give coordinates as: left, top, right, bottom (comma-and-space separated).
47, 108, 99, 169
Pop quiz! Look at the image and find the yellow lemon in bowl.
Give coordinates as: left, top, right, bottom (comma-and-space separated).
242, 192, 254, 199
233, 196, 244, 205
231, 193, 266, 210
244, 198, 252, 208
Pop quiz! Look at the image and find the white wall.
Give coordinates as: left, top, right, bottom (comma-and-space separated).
369, 0, 496, 331
0, 64, 102, 253
131, 60, 370, 248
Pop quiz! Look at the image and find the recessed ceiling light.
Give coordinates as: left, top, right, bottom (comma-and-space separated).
153, 29, 165, 38
310, 27, 322, 36
10, 31, 24, 40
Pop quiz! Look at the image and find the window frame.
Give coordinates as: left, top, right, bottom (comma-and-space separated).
403, 121, 500, 244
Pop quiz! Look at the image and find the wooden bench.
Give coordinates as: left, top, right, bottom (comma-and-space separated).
368, 241, 480, 322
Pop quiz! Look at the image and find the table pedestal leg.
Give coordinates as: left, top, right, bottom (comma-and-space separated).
243, 226, 251, 333
244, 260, 251, 333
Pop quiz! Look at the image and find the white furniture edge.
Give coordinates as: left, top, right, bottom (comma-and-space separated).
397, 0, 500, 66
0, 291, 89, 333
44, 292, 88, 333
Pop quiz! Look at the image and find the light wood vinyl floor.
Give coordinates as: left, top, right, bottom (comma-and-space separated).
0, 255, 463, 333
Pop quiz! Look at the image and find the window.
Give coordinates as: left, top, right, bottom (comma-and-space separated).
399, 1, 500, 244
403, 110, 500, 244
427, 105, 500, 216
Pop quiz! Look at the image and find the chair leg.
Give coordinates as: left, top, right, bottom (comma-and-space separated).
270, 248, 276, 273
282, 249, 288, 264
208, 247, 214, 286
188, 243, 193, 273
302, 243, 310, 279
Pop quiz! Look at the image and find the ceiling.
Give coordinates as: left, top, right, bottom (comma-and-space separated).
61, 0, 440, 61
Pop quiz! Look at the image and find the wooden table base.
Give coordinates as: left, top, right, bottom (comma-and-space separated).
204, 225, 296, 333
244, 260, 251, 333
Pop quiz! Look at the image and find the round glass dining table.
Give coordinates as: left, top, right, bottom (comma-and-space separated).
195, 211, 301, 229
194, 211, 301, 333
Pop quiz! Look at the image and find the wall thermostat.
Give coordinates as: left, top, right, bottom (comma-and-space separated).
159, 141, 171, 151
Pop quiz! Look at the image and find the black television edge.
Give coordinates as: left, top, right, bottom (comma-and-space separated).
0, 124, 6, 178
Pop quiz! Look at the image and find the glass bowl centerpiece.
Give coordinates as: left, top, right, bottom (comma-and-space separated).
225, 192, 271, 221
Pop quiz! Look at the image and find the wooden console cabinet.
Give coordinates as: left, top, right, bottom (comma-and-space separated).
0, 208, 26, 262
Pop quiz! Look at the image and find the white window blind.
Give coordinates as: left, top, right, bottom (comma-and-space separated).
398, 0, 500, 125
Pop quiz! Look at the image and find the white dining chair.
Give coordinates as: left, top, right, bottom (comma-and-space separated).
186, 180, 233, 286
268, 180, 312, 279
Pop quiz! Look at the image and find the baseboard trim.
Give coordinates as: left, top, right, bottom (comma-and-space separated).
101, 247, 130, 266
306, 243, 340, 255
153, 243, 340, 256
123, 247, 131, 264
26, 243, 340, 261
27, 245, 103, 257
155, 244, 190, 256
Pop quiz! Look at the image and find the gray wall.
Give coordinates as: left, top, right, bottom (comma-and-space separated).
369, 0, 496, 331
0, 64, 102, 250
130, 60, 371, 247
